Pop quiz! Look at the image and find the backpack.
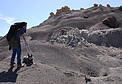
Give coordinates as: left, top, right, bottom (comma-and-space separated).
6, 22, 27, 41
14, 22, 27, 29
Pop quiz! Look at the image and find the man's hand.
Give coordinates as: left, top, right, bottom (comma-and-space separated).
22, 33, 28, 37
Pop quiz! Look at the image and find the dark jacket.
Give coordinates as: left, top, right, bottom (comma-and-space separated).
8, 28, 25, 49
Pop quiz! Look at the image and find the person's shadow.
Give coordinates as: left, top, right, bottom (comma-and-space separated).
0, 67, 21, 83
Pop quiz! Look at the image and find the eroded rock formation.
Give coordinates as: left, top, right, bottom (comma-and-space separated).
102, 16, 119, 28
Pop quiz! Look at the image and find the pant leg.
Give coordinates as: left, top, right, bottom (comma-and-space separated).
16, 45, 21, 64
10, 48, 17, 64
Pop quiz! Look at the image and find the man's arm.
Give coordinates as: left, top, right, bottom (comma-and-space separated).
16, 27, 26, 37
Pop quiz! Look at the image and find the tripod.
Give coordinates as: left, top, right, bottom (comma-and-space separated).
22, 35, 33, 66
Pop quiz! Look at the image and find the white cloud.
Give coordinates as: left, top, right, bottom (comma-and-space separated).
0, 14, 15, 25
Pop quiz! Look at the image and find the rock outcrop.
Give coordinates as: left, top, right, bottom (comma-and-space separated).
87, 28, 122, 48
49, 27, 81, 47
102, 15, 119, 28
93, 4, 98, 7
119, 6, 122, 11
49, 12, 55, 18
80, 8, 84, 10
48, 6, 71, 18
56, 6, 71, 15
107, 4, 111, 7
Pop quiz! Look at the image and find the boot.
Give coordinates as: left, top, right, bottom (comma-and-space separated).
17, 63, 25, 68
10, 64, 15, 68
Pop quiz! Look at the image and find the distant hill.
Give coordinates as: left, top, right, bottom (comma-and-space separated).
29, 5, 122, 48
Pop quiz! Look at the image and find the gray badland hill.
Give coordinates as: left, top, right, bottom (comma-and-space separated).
0, 4, 122, 84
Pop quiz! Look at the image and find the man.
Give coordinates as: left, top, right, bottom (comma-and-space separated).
7, 22, 27, 68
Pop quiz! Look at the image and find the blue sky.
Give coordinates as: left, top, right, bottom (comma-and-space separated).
0, 0, 121, 36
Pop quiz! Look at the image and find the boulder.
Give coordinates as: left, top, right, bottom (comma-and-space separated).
107, 4, 111, 7
49, 12, 55, 18
56, 6, 71, 15
56, 9, 62, 15
62, 6, 70, 12
102, 16, 119, 28
93, 4, 98, 7
119, 6, 122, 11
80, 8, 84, 10
50, 12, 55, 17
